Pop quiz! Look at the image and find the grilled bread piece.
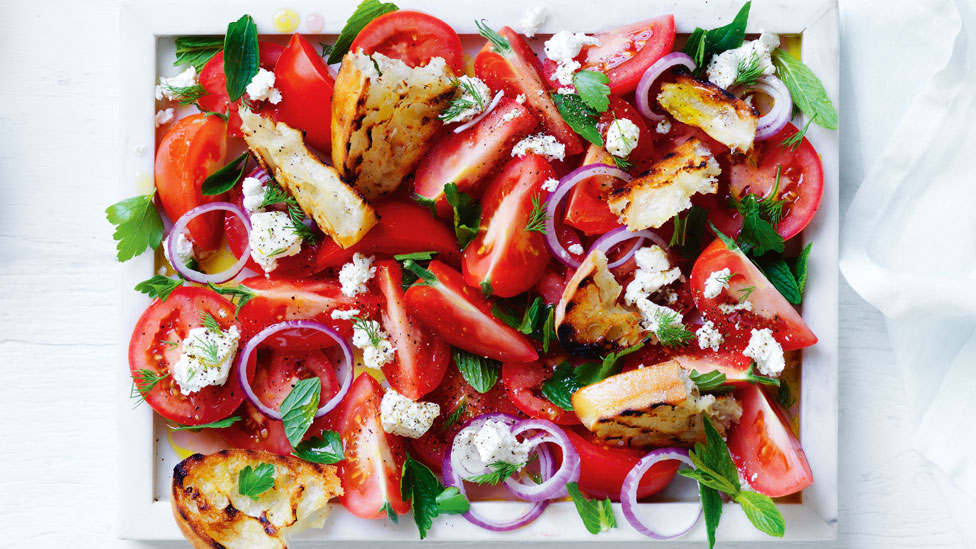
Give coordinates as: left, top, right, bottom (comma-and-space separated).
657, 72, 759, 153
240, 107, 377, 248
556, 250, 644, 356
171, 449, 342, 549
608, 137, 720, 231
572, 360, 742, 448
332, 51, 455, 200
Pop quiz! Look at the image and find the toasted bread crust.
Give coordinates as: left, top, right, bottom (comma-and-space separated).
657, 72, 759, 153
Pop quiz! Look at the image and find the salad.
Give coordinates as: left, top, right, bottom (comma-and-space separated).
111, 0, 836, 546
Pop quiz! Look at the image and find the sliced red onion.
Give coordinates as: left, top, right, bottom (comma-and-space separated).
544, 164, 633, 268
636, 52, 697, 122
452, 90, 505, 134
504, 419, 580, 501
740, 75, 792, 141
235, 320, 353, 421
620, 447, 701, 539
168, 202, 250, 284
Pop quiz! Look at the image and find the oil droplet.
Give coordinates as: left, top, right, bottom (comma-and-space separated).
306, 13, 324, 33
273, 8, 300, 33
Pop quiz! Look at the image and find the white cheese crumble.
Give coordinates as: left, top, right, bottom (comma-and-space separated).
635, 298, 683, 334
696, 321, 725, 351
656, 119, 672, 134
541, 178, 559, 192
605, 118, 640, 158
352, 319, 396, 370
703, 268, 732, 299
568, 243, 585, 255
452, 419, 531, 476
245, 67, 283, 104
248, 211, 302, 272
718, 300, 753, 314
512, 133, 566, 161
241, 177, 267, 213
515, 93, 527, 104
133, 144, 146, 157
154, 108, 174, 128
450, 76, 493, 123
171, 325, 241, 395
519, 6, 549, 38
329, 308, 360, 321
544, 31, 601, 86
557, 86, 576, 95
502, 109, 519, 122
706, 33, 780, 90
624, 245, 681, 305
155, 66, 197, 101
380, 389, 440, 438
743, 328, 785, 377
339, 253, 376, 297
164, 232, 195, 267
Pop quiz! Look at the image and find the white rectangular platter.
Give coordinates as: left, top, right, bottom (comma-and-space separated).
117, 0, 839, 542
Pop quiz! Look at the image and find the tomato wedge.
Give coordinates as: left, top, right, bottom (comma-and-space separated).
689, 239, 817, 351
330, 373, 410, 519
475, 27, 584, 156
349, 10, 464, 74
727, 385, 813, 497
197, 41, 285, 136
128, 286, 248, 425
404, 260, 538, 362
567, 427, 679, 501
154, 114, 228, 252
502, 360, 579, 425
374, 260, 450, 400
463, 154, 554, 297
414, 98, 539, 217
272, 33, 335, 153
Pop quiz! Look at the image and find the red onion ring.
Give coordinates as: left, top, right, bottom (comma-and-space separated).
452, 90, 505, 134
620, 447, 702, 539
168, 202, 250, 284
739, 75, 793, 141
235, 320, 353, 420
544, 164, 633, 268
504, 419, 580, 502
636, 52, 697, 122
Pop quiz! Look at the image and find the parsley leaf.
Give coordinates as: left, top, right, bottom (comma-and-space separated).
238, 463, 275, 501
171, 416, 241, 431
670, 206, 709, 259
207, 283, 256, 318
201, 151, 250, 196
401, 454, 469, 539
443, 183, 481, 250
573, 70, 611, 113
173, 36, 223, 71
279, 378, 321, 447
222, 15, 259, 102
566, 482, 617, 534
412, 193, 437, 215
492, 297, 557, 352
772, 48, 838, 130
551, 92, 603, 147
731, 191, 785, 256
393, 251, 438, 262
475, 19, 511, 55
453, 348, 500, 393
134, 274, 184, 301
292, 430, 345, 464
106, 193, 164, 262
465, 461, 524, 485
328, 0, 399, 64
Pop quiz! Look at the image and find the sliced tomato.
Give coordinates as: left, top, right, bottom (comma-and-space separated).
374, 260, 450, 400
462, 154, 554, 297
154, 114, 228, 252
404, 260, 538, 362
502, 360, 578, 425
236, 275, 380, 349
128, 286, 248, 425
534, 266, 568, 306
475, 27, 584, 156
219, 348, 340, 455
564, 97, 656, 235
414, 98, 539, 217
704, 122, 824, 241
689, 239, 817, 351
272, 33, 335, 152
727, 384, 813, 497
330, 373, 410, 519
197, 42, 285, 136
408, 365, 520, 471
669, 345, 752, 383
567, 427, 679, 501
349, 10, 463, 74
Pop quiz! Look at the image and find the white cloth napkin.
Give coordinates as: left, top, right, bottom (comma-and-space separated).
840, 0, 976, 499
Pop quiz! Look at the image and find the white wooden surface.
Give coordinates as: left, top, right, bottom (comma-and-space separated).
0, 0, 971, 547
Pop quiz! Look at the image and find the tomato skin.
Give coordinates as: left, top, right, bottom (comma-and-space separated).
404, 261, 538, 362
128, 286, 248, 425
690, 239, 817, 351
374, 260, 450, 400
534, 266, 568, 306
197, 42, 285, 136
272, 34, 335, 152
236, 275, 380, 349
349, 10, 464, 74
414, 99, 540, 217
330, 373, 410, 519
475, 27, 584, 156
502, 360, 579, 425
154, 114, 228, 251
567, 427, 679, 501
462, 154, 554, 298
727, 385, 813, 497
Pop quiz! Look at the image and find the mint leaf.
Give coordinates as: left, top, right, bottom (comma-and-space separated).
737, 490, 785, 537
670, 205, 708, 259
682, 28, 708, 67
540, 362, 580, 411
551, 92, 603, 147
223, 15, 259, 102
135, 274, 184, 301
328, 0, 399, 64
744, 364, 781, 387
106, 193, 164, 262
453, 348, 500, 393
401, 454, 469, 539
171, 415, 241, 431
279, 378, 321, 447
760, 257, 801, 304
573, 70, 611, 113
705, 1, 751, 53
772, 48, 838, 130
238, 462, 275, 501
401, 259, 438, 287
794, 242, 812, 293
394, 251, 438, 262
688, 369, 730, 393
292, 431, 345, 464
173, 36, 223, 71
207, 283, 257, 319
201, 151, 250, 196
443, 183, 481, 250
700, 484, 723, 549
566, 482, 617, 534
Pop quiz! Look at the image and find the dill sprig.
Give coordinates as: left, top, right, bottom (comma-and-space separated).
161, 82, 208, 105
353, 317, 382, 346
475, 19, 511, 54
737, 286, 757, 303
465, 461, 525, 486
193, 334, 222, 367
131, 369, 170, 404
733, 51, 765, 87
654, 310, 694, 348
441, 397, 468, 431
524, 195, 550, 234
259, 180, 320, 244
200, 311, 223, 335
781, 119, 813, 151
439, 78, 487, 123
